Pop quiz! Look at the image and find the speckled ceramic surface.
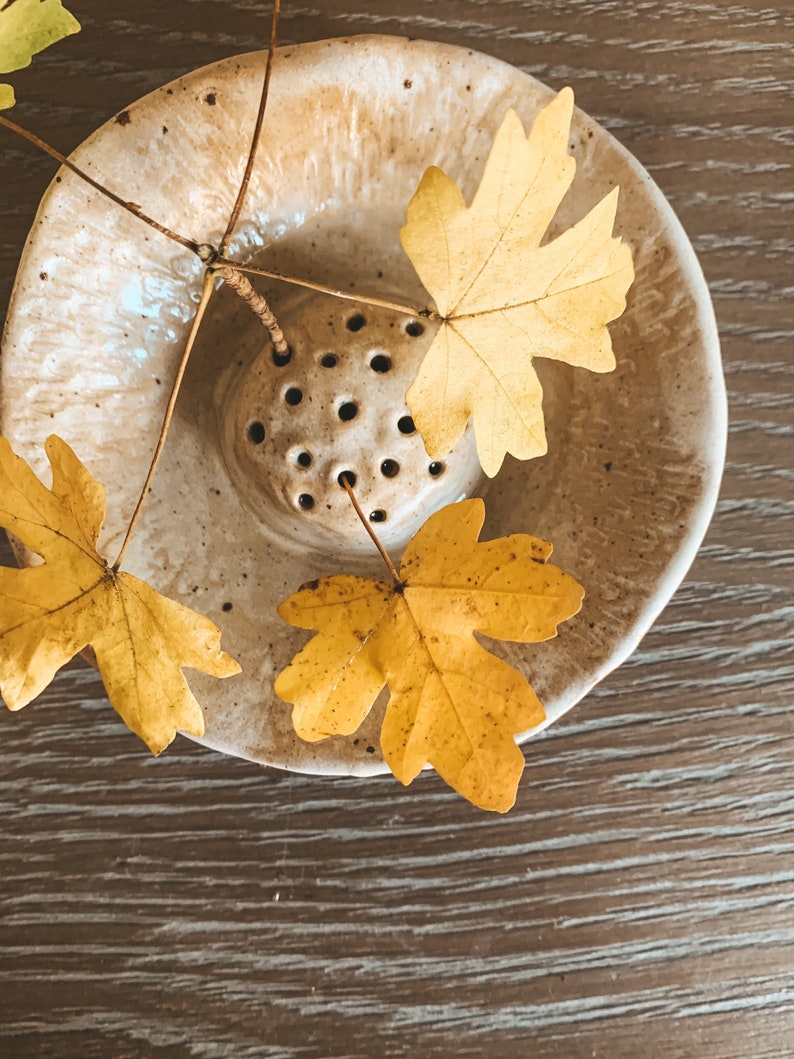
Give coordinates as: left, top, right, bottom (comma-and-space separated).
0, 36, 726, 775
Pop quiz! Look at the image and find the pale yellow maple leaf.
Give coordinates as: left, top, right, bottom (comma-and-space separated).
401, 87, 635, 477
275, 498, 583, 812
0, 435, 240, 753
0, 0, 80, 109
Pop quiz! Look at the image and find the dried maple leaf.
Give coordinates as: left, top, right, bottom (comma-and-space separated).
275, 498, 583, 812
0, 435, 240, 752
401, 87, 635, 477
0, 0, 80, 109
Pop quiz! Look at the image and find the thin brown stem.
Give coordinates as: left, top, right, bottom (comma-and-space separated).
218, 0, 281, 255
213, 265, 288, 354
340, 475, 401, 585
112, 270, 216, 571
217, 256, 434, 320
0, 113, 199, 255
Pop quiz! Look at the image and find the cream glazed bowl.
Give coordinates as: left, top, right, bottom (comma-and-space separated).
0, 36, 726, 776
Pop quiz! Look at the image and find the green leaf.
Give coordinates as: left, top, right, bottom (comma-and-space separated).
0, 0, 80, 108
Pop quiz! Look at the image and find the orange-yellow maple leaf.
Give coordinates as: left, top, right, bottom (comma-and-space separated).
0, 435, 240, 752
401, 87, 635, 477
275, 498, 583, 812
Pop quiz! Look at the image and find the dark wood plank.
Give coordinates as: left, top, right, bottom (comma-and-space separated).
1, 2, 792, 1057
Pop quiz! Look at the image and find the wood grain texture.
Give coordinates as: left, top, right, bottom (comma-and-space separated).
0, 2, 792, 1057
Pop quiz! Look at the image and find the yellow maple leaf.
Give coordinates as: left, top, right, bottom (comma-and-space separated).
0, 0, 81, 109
400, 87, 635, 477
0, 435, 240, 752
275, 498, 583, 812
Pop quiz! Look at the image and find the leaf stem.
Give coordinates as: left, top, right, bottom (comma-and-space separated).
213, 265, 288, 355
112, 269, 216, 571
218, 0, 281, 256
216, 256, 433, 320
339, 475, 401, 585
0, 113, 199, 255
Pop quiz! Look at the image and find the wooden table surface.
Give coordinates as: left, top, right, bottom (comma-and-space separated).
1, 2, 792, 1056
